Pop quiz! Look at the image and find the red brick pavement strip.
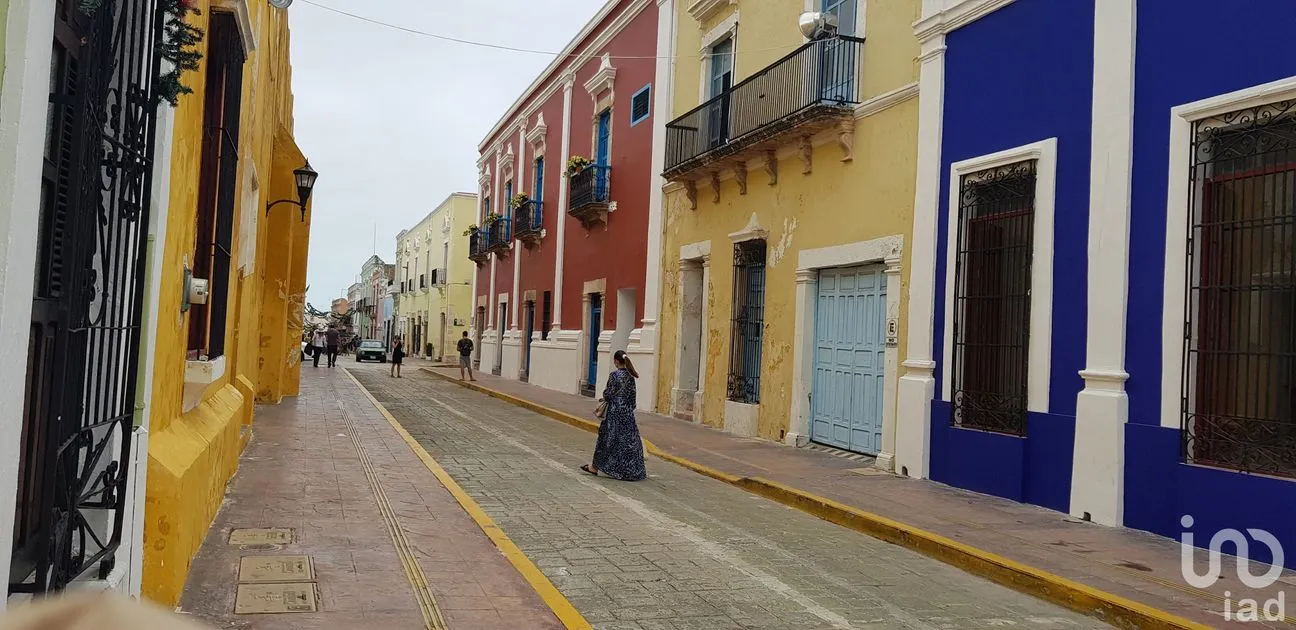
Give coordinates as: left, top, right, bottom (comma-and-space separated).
424, 367, 1296, 630
178, 366, 563, 630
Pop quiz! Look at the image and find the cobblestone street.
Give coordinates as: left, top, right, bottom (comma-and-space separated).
350, 365, 1107, 630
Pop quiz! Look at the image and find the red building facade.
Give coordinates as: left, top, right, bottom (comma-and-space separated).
471, 0, 670, 404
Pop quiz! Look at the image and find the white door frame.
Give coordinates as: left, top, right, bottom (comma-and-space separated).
671, 241, 712, 421
788, 235, 903, 471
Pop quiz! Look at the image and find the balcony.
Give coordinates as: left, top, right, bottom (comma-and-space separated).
468, 230, 489, 264
663, 36, 864, 206
514, 199, 544, 246
568, 164, 611, 227
486, 217, 511, 257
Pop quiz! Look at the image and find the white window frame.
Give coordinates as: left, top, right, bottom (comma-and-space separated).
698, 13, 738, 105
630, 84, 652, 127
940, 138, 1057, 415
1159, 75, 1296, 430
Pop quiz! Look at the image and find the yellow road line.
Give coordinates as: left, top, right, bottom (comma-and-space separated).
345, 369, 592, 630
336, 395, 447, 630
419, 367, 1212, 630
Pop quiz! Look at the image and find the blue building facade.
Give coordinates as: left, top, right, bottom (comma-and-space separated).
896, 0, 1296, 568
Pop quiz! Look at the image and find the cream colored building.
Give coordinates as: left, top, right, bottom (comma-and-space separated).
395, 193, 478, 360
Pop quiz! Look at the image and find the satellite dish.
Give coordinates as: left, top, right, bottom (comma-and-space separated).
798, 12, 839, 40
269, 0, 292, 8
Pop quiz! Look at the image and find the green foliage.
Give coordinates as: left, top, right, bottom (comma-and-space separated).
80, 0, 206, 107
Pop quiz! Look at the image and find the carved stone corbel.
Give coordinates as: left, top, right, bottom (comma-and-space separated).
838, 118, 855, 162
734, 161, 748, 195
763, 150, 778, 186
684, 180, 698, 210
799, 137, 813, 174
709, 171, 721, 203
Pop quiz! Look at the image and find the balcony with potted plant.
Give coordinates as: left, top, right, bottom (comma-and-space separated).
466, 225, 489, 264
511, 193, 544, 246
484, 212, 511, 257
566, 155, 611, 227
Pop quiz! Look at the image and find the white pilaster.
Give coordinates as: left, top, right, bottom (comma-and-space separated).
553, 77, 575, 332
786, 269, 818, 447
894, 29, 947, 480
512, 125, 526, 338
0, 0, 57, 605
489, 151, 502, 330
629, 0, 676, 412
1071, 0, 1136, 526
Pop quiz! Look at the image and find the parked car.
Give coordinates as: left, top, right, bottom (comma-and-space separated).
355, 339, 387, 363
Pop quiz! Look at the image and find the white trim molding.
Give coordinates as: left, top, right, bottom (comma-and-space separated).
728, 213, 768, 243
211, 0, 257, 54
913, 0, 1015, 43
1160, 75, 1296, 431
584, 53, 618, 100
789, 235, 904, 471
687, 0, 735, 23
671, 240, 711, 421
1070, 0, 1135, 528
699, 10, 740, 51
855, 82, 919, 119
527, 112, 548, 157
940, 138, 1057, 415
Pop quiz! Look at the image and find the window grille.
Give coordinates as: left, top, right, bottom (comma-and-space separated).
1182, 100, 1296, 477
728, 240, 766, 403
951, 160, 1037, 436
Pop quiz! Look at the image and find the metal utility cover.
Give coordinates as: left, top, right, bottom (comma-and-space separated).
238, 555, 315, 583
228, 528, 293, 546
235, 583, 318, 614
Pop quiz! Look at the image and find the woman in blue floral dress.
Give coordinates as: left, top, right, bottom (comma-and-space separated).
581, 350, 647, 481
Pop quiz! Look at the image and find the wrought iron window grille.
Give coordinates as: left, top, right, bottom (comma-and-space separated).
727, 240, 767, 404
12, 0, 165, 595
950, 160, 1037, 437
1181, 99, 1296, 478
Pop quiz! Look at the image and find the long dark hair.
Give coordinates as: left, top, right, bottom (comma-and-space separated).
613, 350, 639, 378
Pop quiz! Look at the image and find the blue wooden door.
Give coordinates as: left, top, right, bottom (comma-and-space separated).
588, 294, 602, 389
707, 38, 734, 149
811, 265, 887, 454
595, 111, 611, 165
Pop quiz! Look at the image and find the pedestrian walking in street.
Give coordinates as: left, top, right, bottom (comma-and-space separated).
457, 331, 475, 381
581, 350, 646, 481
325, 327, 340, 368
311, 328, 327, 368
390, 337, 405, 378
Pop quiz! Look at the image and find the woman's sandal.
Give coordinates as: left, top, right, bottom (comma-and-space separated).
580, 465, 598, 476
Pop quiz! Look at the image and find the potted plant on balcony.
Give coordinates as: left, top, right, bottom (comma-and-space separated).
510, 193, 530, 211
566, 155, 592, 177
483, 212, 503, 226
462, 224, 479, 236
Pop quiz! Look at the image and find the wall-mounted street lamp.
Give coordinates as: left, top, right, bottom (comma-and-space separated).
265, 162, 319, 222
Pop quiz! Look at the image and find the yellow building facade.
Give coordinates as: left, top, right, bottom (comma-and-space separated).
141, 0, 312, 605
395, 193, 479, 361
654, 0, 919, 468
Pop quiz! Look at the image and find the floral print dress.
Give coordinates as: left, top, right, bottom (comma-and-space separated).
592, 368, 647, 481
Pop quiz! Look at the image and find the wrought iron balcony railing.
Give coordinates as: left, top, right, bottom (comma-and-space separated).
468, 230, 489, 263
569, 165, 611, 215
486, 217, 511, 253
664, 36, 865, 176
514, 200, 543, 243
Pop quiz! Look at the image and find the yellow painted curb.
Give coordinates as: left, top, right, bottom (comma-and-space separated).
346, 369, 592, 630
420, 368, 1211, 630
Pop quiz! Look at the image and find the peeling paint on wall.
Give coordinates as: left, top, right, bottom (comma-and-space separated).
769, 217, 798, 268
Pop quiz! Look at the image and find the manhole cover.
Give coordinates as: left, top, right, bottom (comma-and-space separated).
234, 583, 318, 614
238, 555, 314, 583
229, 528, 293, 546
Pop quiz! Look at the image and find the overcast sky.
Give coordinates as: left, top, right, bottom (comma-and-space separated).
287, 0, 606, 310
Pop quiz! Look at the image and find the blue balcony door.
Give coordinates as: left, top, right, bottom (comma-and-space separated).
588, 293, 602, 391
504, 179, 513, 221
811, 265, 887, 455
707, 38, 733, 149
819, 0, 857, 103
594, 111, 611, 200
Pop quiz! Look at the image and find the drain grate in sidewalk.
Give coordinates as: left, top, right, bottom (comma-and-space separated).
229, 531, 319, 614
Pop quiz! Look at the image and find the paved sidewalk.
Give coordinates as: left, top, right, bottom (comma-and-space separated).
177, 366, 563, 629
426, 367, 1295, 629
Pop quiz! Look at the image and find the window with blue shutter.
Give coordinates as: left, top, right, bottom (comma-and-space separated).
630, 85, 651, 126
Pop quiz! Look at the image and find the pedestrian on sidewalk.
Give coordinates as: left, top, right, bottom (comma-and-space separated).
457, 331, 475, 381
325, 326, 340, 368
390, 337, 405, 378
581, 350, 647, 481
311, 328, 327, 368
